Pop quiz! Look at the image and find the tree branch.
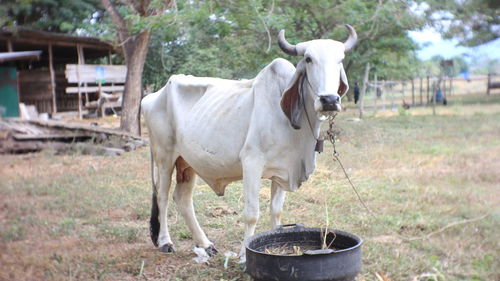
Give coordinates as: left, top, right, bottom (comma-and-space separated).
252, 0, 272, 53
100, 0, 130, 41
123, 0, 150, 15
123, 0, 143, 14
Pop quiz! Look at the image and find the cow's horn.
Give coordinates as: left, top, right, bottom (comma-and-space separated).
343, 24, 357, 53
278, 30, 298, 56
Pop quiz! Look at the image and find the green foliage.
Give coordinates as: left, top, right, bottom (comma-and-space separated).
9, 0, 494, 95
421, 0, 500, 47
144, 0, 426, 90
470, 57, 500, 75
421, 55, 472, 77
123, 7, 176, 34
0, 0, 103, 33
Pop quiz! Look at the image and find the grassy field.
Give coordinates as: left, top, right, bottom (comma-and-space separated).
1, 93, 499, 281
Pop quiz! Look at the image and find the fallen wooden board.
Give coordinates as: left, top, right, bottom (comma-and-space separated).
1, 120, 50, 135
1, 119, 146, 155
11, 119, 141, 139
13, 133, 92, 141
0, 139, 71, 153
0, 139, 126, 155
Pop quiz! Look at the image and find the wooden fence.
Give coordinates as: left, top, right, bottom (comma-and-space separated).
355, 74, 492, 114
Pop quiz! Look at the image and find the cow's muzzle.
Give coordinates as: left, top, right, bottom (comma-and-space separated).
319, 95, 341, 111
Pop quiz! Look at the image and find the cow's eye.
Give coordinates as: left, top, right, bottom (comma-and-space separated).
305, 57, 312, 63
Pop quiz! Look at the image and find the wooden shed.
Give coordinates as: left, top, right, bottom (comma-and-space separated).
0, 28, 124, 118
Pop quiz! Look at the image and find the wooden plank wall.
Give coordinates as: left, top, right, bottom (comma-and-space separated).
65, 64, 127, 83
18, 70, 52, 113
18, 70, 92, 113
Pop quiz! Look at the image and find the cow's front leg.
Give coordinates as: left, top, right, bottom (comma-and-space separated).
270, 180, 286, 228
239, 157, 264, 263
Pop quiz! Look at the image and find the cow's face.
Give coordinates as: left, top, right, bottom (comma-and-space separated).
279, 25, 357, 129
301, 40, 348, 112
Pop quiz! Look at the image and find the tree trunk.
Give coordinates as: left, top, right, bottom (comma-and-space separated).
120, 31, 150, 135
487, 73, 491, 95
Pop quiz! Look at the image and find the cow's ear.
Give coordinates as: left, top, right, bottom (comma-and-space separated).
281, 66, 304, 130
338, 63, 349, 97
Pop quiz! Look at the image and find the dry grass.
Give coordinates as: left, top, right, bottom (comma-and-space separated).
1, 93, 499, 280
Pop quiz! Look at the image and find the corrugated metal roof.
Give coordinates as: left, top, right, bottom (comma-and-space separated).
0, 28, 121, 66
0, 28, 117, 51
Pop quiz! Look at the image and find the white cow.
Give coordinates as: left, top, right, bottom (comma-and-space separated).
141, 25, 357, 260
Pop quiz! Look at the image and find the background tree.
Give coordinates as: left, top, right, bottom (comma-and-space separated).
422, 0, 499, 47
144, 0, 425, 102
0, 0, 101, 32
5, 0, 496, 129
99, 0, 176, 135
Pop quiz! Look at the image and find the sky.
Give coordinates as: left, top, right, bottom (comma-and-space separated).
407, 1, 499, 63
408, 28, 500, 62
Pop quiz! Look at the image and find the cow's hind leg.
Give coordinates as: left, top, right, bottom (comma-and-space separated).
150, 156, 176, 253
173, 157, 217, 255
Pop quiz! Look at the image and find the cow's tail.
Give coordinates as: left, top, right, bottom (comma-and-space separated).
149, 149, 160, 247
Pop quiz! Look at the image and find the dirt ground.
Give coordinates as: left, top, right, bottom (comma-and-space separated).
1, 93, 499, 280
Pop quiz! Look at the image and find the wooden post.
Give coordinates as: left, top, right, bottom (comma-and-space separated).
443, 76, 447, 103
391, 82, 396, 111
449, 76, 453, 96
76, 45, 84, 119
432, 80, 436, 115
108, 50, 115, 91
373, 73, 378, 114
411, 78, 415, 106
359, 62, 370, 119
48, 44, 57, 114
487, 73, 491, 95
77, 45, 89, 105
426, 76, 430, 103
419, 77, 423, 106
382, 80, 386, 111
108, 51, 113, 65
7, 39, 13, 52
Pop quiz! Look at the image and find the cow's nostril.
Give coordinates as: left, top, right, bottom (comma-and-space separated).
320, 95, 339, 105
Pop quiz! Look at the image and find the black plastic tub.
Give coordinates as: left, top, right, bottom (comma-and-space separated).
245, 224, 363, 281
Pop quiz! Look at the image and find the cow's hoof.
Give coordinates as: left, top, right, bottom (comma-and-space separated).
205, 245, 219, 257
159, 243, 175, 253
238, 257, 247, 270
